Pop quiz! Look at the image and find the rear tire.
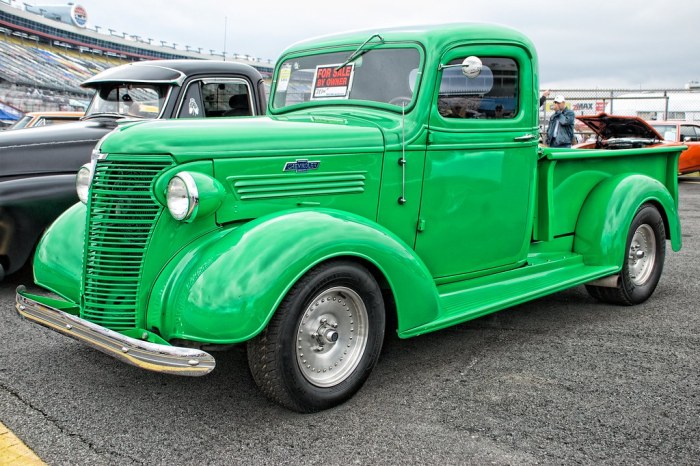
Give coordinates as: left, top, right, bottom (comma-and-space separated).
586, 203, 666, 305
247, 260, 385, 412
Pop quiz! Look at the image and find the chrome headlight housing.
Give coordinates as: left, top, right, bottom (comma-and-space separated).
76, 163, 93, 204
76, 149, 103, 204
167, 172, 199, 222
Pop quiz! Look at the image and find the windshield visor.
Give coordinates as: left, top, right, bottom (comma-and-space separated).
85, 84, 169, 118
273, 47, 421, 110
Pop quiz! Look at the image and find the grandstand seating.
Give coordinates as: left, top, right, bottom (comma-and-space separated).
0, 36, 127, 112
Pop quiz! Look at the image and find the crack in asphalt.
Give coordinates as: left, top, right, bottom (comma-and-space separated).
0, 380, 145, 465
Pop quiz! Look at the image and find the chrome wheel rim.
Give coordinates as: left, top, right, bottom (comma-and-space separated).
628, 224, 656, 286
296, 286, 369, 388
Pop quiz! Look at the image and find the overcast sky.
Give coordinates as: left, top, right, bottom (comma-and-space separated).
33, 0, 700, 88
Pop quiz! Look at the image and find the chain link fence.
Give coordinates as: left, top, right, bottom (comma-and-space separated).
539, 88, 700, 141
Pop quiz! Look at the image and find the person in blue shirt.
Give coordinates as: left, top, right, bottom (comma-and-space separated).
546, 95, 576, 148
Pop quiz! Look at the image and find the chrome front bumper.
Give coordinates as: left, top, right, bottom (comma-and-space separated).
15, 286, 215, 376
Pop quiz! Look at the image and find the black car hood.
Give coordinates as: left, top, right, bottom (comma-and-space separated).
0, 118, 117, 178
577, 113, 663, 140
0, 118, 117, 148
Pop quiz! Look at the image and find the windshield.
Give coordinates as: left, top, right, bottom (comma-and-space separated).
273, 47, 421, 110
9, 115, 32, 129
85, 84, 169, 119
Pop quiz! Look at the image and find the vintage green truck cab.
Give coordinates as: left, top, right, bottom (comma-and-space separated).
17, 24, 684, 412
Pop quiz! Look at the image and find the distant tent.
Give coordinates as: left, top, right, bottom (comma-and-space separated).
0, 102, 22, 121
0, 107, 20, 121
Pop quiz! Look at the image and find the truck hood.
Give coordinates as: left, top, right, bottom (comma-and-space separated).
0, 119, 117, 178
100, 115, 386, 163
577, 113, 663, 140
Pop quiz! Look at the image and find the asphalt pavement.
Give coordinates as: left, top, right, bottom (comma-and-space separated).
1, 179, 699, 465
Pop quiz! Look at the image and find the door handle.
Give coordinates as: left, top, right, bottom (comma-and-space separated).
514, 134, 536, 142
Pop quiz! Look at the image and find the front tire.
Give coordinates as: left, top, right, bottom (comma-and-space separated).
586, 203, 666, 305
247, 260, 385, 412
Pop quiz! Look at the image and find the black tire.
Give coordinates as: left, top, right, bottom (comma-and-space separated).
247, 260, 385, 413
586, 203, 666, 305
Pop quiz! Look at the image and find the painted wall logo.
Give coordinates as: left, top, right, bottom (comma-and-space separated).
71, 5, 88, 28
283, 159, 320, 173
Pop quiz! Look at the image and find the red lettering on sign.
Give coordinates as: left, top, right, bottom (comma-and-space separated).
333, 66, 352, 78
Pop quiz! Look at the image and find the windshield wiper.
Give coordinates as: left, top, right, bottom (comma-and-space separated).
336, 33, 383, 70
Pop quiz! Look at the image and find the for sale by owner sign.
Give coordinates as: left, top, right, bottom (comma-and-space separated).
311, 64, 355, 99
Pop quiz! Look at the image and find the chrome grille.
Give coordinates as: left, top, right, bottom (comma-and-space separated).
82, 156, 172, 330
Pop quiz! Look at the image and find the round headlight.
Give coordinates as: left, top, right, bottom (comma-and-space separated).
76, 163, 92, 204
167, 172, 198, 222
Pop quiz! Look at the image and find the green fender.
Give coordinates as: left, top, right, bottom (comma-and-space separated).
147, 209, 439, 344
33, 202, 85, 303
573, 174, 681, 268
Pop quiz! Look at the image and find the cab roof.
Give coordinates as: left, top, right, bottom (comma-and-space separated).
81, 59, 263, 89
281, 23, 537, 57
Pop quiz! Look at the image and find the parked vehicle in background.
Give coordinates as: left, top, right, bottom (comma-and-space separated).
9, 111, 84, 130
0, 59, 266, 280
16, 24, 684, 412
648, 120, 700, 174
575, 113, 664, 149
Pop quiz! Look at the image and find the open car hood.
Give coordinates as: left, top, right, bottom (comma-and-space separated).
577, 113, 663, 140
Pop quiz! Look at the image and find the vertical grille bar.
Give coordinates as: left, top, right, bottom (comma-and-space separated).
82, 156, 172, 330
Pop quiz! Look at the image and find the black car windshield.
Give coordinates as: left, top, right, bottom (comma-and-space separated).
85, 84, 169, 119
273, 47, 421, 110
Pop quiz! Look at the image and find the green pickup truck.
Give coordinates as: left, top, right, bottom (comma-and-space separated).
17, 24, 683, 412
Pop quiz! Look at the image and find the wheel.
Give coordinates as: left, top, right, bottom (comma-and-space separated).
586, 203, 666, 305
247, 260, 385, 412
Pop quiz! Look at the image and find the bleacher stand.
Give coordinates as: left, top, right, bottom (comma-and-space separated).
0, 36, 126, 112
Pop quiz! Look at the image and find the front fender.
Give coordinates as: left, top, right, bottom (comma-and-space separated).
147, 209, 439, 344
573, 174, 681, 268
33, 202, 86, 303
0, 175, 78, 275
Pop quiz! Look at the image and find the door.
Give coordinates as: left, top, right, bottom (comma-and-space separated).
414, 44, 538, 279
679, 124, 700, 173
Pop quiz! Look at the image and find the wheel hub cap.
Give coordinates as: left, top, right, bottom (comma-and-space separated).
628, 224, 656, 286
296, 287, 369, 387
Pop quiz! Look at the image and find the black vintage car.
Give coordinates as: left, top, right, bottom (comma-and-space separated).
0, 59, 266, 279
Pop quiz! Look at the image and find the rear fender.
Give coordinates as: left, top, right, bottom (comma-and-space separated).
573, 174, 681, 268
147, 209, 439, 344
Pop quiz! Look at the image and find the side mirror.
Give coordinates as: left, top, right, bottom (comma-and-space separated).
461, 56, 482, 78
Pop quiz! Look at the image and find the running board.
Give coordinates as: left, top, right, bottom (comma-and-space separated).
400, 257, 618, 338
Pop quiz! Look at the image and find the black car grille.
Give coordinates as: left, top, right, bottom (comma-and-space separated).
81, 156, 172, 330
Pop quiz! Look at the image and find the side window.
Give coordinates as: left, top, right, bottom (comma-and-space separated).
201, 81, 252, 117
178, 79, 253, 118
437, 57, 519, 120
680, 125, 696, 140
